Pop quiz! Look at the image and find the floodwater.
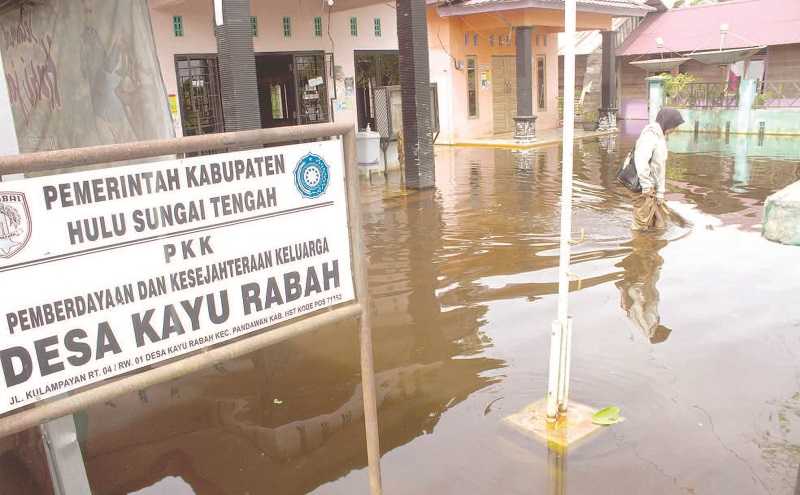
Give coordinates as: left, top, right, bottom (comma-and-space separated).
5, 132, 800, 494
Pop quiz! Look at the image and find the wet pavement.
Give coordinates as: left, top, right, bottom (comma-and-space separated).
6, 132, 800, 494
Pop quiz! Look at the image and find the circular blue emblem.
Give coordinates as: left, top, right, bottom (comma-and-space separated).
294, 153, 330, 199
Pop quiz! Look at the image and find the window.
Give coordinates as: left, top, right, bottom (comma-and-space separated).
314, 16, 323, 37
374, 18, 381, 37
536, 34, 540, 46
465, 32, 469, 47
489, 34, 495, 47
250, 16, 258, 37
473, 33, 478, 47
544, 35, 548, 46
466, 56, 478, 118
350, 17, 358, 36
536, 55, 546, 110
173, 16, 184, 37
282, 17, 292, 37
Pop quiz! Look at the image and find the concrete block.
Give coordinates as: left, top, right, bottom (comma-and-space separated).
763, 180, 800, 245
504, 399, 605, 449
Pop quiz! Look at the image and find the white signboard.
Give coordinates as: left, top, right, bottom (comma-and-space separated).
0, 140, 355, 414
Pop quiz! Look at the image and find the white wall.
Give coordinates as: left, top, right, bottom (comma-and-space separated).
0, 50, 19, 157
149, 0, 399, 136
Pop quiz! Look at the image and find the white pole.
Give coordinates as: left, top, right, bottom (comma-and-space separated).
547, 0, 576, 421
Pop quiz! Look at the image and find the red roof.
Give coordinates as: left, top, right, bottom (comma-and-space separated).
618, 0, 800, 56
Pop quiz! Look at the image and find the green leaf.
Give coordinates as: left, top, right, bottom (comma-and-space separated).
592, 406, 622, 426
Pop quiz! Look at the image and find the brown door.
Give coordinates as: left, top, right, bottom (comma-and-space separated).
492, 56, 516, 134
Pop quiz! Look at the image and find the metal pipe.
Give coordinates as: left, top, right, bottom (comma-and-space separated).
344, 131, 383, 494
546, 321, 563, 420
0, 303, 361, 438
0, 122, 354, 175
547, 0, 577, 420
557, 318, 573, 413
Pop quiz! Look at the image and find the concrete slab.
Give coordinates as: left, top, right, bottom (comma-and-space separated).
445, 128, 616, 150
763, 180, 800, 245
504, 399, 606, 450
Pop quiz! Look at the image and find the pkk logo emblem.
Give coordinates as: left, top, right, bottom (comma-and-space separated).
0, 192, 31, 259
294, 153, 330, 199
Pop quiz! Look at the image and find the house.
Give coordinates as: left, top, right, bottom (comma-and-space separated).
617, 0, 800, 129
149, 0, 653, 152
555, 0, 666, 120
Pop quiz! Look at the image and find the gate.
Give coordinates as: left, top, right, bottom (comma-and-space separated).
175, 55, 226, 136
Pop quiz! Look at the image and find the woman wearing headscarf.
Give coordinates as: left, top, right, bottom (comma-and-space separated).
632, 108, 685, 231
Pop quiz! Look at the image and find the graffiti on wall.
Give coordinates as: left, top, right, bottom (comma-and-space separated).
0, 0, 173, 153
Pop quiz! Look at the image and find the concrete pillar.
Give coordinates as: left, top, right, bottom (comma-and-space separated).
600, 30, 617, 130
397, 0, 435, 189
513, 26, 536, 142
213, 0, 261, 132
646, 76, 666, 123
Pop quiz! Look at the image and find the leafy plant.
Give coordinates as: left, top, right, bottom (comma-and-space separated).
754, 87, 778, 108
592, 406, 623, 426
660, 73, 696, 99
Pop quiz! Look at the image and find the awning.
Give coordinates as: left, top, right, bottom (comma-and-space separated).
629, 57, 690, 72
437, 0, 656, 18
689, 46, 766, 65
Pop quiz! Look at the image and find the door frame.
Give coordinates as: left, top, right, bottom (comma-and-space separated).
256, 50, 330, 126
354, 49, 400, 130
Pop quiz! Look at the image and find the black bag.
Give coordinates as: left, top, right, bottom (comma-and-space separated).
617, 144, 642, 193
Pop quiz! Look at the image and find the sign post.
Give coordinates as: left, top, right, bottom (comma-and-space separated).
0, 123, 382, 494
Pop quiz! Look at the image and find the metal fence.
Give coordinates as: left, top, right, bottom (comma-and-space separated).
666, 82, 740, 109
372, 83, 439, 175
667, 80, 800, 109
0, 122, 383, 495
755, 81, 800, 108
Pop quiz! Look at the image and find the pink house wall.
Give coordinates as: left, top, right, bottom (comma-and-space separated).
149, 1, 398, 136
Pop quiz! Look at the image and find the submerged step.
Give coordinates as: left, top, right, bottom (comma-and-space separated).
763, 180, 800, 246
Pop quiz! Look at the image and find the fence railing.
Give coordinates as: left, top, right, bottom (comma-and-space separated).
666, 80, 800, 109
666, 82, 739, 109
754, 81, 800, 108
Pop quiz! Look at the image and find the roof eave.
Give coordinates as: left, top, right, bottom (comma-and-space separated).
437, 1, 655, 18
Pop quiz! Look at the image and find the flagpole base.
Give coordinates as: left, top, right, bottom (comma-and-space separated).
505, 399, 604, 449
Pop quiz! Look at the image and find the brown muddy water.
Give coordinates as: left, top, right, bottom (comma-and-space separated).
5, 133, 800, 495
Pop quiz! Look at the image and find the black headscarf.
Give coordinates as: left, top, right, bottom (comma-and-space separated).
655, 108, 685, 133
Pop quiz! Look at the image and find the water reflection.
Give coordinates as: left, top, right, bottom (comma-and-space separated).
615, 234, 671, 344
548, 444, 567, 495
733, 135, 751, 192
77, 175, 501, 495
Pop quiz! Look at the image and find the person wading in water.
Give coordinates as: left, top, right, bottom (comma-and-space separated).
632, 108, 685, 231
